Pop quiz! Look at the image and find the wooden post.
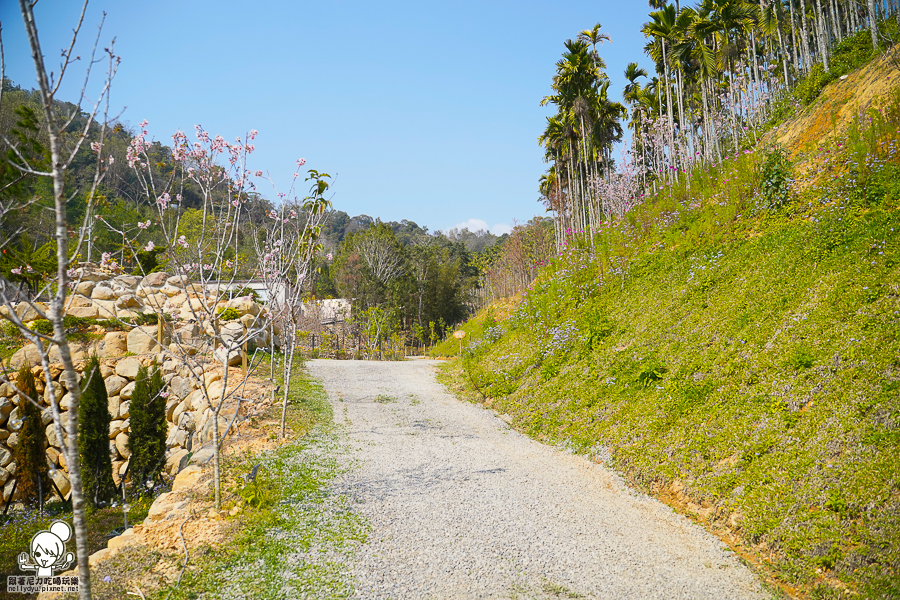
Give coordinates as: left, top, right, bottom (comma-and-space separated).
157, 317, 163, 347
242, 323, 248, 376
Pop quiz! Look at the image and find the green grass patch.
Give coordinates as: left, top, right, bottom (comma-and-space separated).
0, 495, 155, 600
151, 370, 367, 600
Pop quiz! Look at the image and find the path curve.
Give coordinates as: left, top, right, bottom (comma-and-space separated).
306, 359, 770, 600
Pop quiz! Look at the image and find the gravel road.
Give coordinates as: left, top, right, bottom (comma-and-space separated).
305, 359, 770, 600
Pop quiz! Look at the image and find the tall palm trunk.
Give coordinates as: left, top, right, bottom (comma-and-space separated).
800, 0, 813, 72
868, 0, 879, 49
814, 0, 830, 70
661, 39, 676, 182
789, 0, 802, 75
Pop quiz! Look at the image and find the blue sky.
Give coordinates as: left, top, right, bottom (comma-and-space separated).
1, 1, 654, 235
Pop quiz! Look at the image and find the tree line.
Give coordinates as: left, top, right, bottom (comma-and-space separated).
539, 1, 899, 246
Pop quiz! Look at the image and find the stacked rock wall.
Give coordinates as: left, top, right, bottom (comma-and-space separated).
1, 264, 271, 504
7, 265, 280, 369
0, 354, 247, 504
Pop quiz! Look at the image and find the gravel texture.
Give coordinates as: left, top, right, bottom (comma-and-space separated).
306, 359, 771, 600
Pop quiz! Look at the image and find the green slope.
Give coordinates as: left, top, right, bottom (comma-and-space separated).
441, 69, 900, 599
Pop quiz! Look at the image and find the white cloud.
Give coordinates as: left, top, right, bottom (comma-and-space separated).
490, 223, 513, 236
451, 218, 489, 232
447, 218, 512, 236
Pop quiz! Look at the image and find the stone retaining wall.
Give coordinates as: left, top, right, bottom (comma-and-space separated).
0, 353, 248, 504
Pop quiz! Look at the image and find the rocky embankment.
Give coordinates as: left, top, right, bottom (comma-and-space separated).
0, 264, 279, 504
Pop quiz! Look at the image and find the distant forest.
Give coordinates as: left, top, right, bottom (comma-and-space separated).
0, 77, 552, 337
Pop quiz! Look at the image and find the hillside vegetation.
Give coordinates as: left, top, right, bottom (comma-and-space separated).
438, 55, 900, 599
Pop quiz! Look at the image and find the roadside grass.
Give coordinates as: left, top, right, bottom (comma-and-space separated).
0, 495, 155, 600
151, 368, 367, 600
442, 66, 900, 599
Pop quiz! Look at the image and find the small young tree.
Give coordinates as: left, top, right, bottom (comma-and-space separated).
11, 366, 48, 505
78, 356, 116, 507
126, 364, 167, 490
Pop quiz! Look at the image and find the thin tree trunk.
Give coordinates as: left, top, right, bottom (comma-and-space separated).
18, 1, 93, 597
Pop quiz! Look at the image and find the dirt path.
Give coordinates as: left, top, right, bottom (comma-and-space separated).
306, 359, 770, 600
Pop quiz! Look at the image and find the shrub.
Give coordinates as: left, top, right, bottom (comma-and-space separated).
78, 355, 117, 506
29, 319, 53, 336
126, 363, 168, 491
216, 307, 241, 322
11, 366, 48, 505
134, 246, 165, 274
757, 146, 793, 211
230, 286, 260, 302
794, 63, 834, 106
62, 315, 98, 330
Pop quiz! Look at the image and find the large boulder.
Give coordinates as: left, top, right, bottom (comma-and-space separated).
8, 343, 41, 369
112, 275, 141, 289
48, 345, 85, 365
15, 302, 48, 322
74, 281, 96, 297
115, 356, 142, 379
71, 265, 106, 282
219, 322, 244, 344
127, 326, 160, 354
65, 305, 98, 319
91, 286, 116, 300
160, 284, 182, 297
142, 272, 169, 287
98, 331, 127, 358
67, 294, 94, 308
50, 469, 70, 498
116, 294, 141, 309
4, 477, 17, 502
167, 293, 188, 308
92, 299, 118, 319
165, 449, 189, 475
224, 296, 261, 317
170, 398, 189, 423
109, 419, 127, 439
214, 345, 242, 367
115, 432, 130, 459
108, 395, 121, 420
169, 376, 192, 400
144, 293, 169, 310
104, 375, 128, 396
43, 382, 63, 405
46, 423, 66, 448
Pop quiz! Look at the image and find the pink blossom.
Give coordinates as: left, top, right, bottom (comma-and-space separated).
90, 141, 103, 153
249, 129, 258, 139
296, 158, 306, 167
11, 267, 22, 275
144, 241, 155, 252
254, 170, 263, 177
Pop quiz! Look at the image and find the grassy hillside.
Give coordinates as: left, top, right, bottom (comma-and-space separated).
437, 61, 900, 599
